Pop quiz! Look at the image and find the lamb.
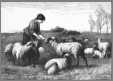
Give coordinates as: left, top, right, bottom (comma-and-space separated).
46, 37, 88, 66
44, 53, 73, 75
84, 48, 94, 55
93, 50, 104, 58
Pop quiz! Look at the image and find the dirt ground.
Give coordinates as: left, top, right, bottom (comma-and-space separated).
0, 55, 111, 80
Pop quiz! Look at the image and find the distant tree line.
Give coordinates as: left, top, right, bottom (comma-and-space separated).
51, 26, 81, 36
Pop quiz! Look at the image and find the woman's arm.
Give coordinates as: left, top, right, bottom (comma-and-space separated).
33, 33, 45, 40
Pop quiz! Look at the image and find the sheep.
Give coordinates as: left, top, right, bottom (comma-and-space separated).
12, 42, 33, 60
70, 37, 89, 48
84, 48, 94, 55
97, 37, 111, 58
44, 53, 73, 75
4, 41, 40, 66
84, 46, 105, 58
46, 37, 88, 66
12, 41, 40, 66
93, 50, 104, 58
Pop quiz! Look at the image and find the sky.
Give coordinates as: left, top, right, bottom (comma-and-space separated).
1, 2, 111, 33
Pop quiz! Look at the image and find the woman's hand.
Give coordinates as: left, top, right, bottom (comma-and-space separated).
33, 33, 45, 40
39, 35, 45, 40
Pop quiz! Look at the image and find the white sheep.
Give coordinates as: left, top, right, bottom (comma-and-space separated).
46, 37, 88, 66
44, 53, 73, 75
4, 42, 32, 63
93, 50, 104, 58
84, 48, 94, 55
11, 41, 41, 66
12, 42, 34, 60
97, 37, 111, 57
84, 47, 105, 58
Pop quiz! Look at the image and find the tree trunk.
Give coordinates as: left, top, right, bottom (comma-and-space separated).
106, 25, 109, 34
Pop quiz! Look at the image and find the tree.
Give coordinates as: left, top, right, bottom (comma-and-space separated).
104, 12, 111, 33
95, 6, 111, 34
95, 7, 104, 34
88, 15, 95, 32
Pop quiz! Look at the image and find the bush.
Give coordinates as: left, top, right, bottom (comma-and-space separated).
51, 26, 65, 32
67, 30, 81, 35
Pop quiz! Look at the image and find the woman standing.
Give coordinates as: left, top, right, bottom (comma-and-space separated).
22, 13, 46, 45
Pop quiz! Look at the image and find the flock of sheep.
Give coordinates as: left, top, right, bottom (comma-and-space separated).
4, 35, 111, 75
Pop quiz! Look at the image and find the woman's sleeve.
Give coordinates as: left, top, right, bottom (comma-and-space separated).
29, 19, 41, 35
29, 20, 35, 34
23, 26, 30, 35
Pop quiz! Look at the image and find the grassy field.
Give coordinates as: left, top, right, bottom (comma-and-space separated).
0, 31, 112, 80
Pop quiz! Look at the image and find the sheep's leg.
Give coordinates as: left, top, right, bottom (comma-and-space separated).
103, 51, 106, 58
16, 51, 20, 60
107, 48, 111, 58
14, 51, 20, 65
76, 57, 79, 66
76, 54, 80, 66
105, 48, 110, 58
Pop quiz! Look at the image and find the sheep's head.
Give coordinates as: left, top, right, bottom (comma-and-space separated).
63, 53, 70, 58
63, 53, 73, 68
97, 37, 102, 42
46, 37, 57, 43
51, 36, 58, 42
4, 43, 14, 61
93, 43, 98, 49
84, 38, 89, 43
